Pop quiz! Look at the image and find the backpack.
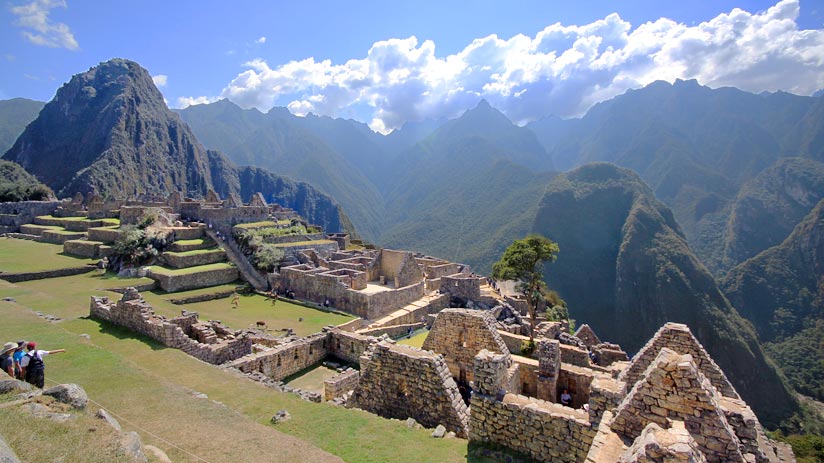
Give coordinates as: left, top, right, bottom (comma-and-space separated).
24, 351, 44, 381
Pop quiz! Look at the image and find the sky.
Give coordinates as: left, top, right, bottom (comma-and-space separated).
2, 0, 824, 133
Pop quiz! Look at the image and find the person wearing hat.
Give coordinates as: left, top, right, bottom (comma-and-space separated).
12, 341, 26, 379
0, 342, 15, 377
19, 341, 65, 388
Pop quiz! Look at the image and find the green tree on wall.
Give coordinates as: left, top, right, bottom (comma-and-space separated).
492, 234, 560, 343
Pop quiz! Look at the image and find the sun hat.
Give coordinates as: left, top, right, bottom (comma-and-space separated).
0, 342, 15, 355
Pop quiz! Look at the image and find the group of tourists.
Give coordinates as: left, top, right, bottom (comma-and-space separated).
0, 340, 65, 388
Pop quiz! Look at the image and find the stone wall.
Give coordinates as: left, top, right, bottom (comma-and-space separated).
619, 323, 739, 400
422, 308, 511, 383
470, 350, 595, 463
327, 330, 376, 364
611, 348, 746, 463
358, 323, 425, 339
224, 332, 328, 381
89, 290, 251, 364
149, 266, 238, 292
324, 368, 359, 402
351, 341, 469, 437
87, 227, 122, 243
439, 273, 482, 303
0, 201, 62, 233
162, 249, 226, 269
0, 265, 96, 283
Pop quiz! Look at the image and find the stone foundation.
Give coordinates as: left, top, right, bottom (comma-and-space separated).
324, 368, 359, 402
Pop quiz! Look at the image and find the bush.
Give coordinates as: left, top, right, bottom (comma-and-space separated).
520, 340, 536, 356
112, 225, 170, 266
254, 244, 285, 272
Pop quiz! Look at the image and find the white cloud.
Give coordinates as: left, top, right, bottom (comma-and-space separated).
256, 36, 266, 44
176, 96, 219, 108
10, 0, 79, 50
152, 74, 168, 87
215, 0, 824, 132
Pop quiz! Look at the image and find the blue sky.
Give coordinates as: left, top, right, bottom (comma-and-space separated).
2, 0, 824, 132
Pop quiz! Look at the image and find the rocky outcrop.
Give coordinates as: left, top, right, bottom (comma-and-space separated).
43, 384, 89, 410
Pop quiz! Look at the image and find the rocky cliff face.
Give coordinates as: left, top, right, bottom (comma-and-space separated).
532, 163, 797, 426
722, 199, 824, 401
1, 59, 346, 233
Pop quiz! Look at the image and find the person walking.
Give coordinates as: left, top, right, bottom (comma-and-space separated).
0, 342, 15, 377
20, 342, 66, 388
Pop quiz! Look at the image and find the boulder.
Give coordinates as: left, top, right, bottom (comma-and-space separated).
43, 384, 88, 410
271, 409, 291, 424
0, 379, 32, 394
0, 433, 22, 463
143, 445, 171, 463
431, 424, 446, 438
95, 409, 122, 431
119, 432, 147, 462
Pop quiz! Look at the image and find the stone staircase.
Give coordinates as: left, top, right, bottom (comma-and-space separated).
204, 227, 269, 291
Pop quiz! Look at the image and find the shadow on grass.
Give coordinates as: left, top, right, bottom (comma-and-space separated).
466, 442, 538, 463
83, 316, 168, 351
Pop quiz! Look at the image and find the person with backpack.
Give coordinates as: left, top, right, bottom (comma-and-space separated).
0, 342, 15, 377
19, 342, 65, 388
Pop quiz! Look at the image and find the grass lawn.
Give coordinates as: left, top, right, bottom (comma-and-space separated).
147, 262, 234, 276
144, 290, 355, 336
0, 238, 96, 273
233, 220, 277, 229
285, 364, 341, 394
398, 330, 430, 348
173, 238, 211, 246
0, 270, 488, 463
162, 248, 224, 257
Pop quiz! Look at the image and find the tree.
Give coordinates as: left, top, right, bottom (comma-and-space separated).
492, 234, 560, 342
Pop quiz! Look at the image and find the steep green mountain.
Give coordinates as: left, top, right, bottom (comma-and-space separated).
0, 159, 53, 202
533, 162, 797, 426
2, 59, 346, 233
720, 158, 824, 272
379, 100, 556, 273
0, 98, 44, 155
179, 100, 384, 239
721, 200, 824, 401
528, 79, 824, 274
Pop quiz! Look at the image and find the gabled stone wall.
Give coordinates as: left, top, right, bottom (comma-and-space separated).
352, 341, 469, 436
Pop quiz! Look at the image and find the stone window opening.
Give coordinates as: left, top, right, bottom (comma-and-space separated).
294, 350, 299, 360
398, 379, 409, 397
459, 331, 467, 348
309, 344, 313, 355
277, 355, 281, 367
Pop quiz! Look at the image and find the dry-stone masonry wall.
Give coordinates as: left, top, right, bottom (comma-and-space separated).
620, 323, 739, 400
470, 350, 595, 463
224, 332, 328, 381
90, 289, 251, 364
351, 340, 469, 437
324, 368, 359, 402
422, 308, 511, 382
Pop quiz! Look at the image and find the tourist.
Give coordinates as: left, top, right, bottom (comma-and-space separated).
20, 342, 66, 388
0, 342, 15, 377
560, 388, 572, 406
12, 340, 26, 379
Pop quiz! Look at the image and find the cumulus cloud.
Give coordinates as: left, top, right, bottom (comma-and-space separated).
256, 36, 266, 44
152, 74, 168, 87
177, 96, 219, 108
10, 0, 79, 50
215, 0, 824, 132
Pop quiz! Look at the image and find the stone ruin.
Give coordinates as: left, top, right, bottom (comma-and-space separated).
90, 288, 251, 364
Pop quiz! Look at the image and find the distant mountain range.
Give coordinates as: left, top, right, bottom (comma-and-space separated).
3, 63, 824, 428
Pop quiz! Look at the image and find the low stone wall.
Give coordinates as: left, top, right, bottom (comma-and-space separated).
358, 323, 425, 339
352, 341, 469, 437
87, 227, 122, 243
328, 330, 375, 364
498, 330, 529, 355
470, 350, 595, 463
63, 239, 102, 258
162, 249, 226, 269
0, 265, 96, 283
167, 226, 204, 241
40, 230, 85, 244
324, 368, 359, 402
560, 344, 591, 367
149, 266, 238, 292
224, 332, 328, 381
264, 233, 325, 245
170, 289, 235, 305
89, 290, 251, 364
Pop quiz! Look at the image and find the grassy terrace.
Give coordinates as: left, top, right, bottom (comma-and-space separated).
144, 289, 354, 336
0, 238, 96, 273
163, 248, 225, 257
274, 239, 335, 247
398, 330, 429, 348
0, 257, 491, 462
233, 220, 278, 229
173, 238, 212, 246
148, 262, 234, 276
35, 215, 120, 225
